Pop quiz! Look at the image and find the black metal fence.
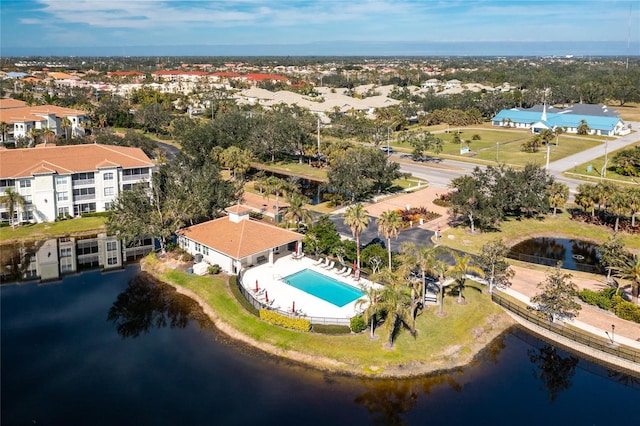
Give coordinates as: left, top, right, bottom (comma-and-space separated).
492, 291, 640, 364
237, 273, 352, 327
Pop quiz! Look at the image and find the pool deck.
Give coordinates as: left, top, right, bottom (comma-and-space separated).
242, 255, 376, 319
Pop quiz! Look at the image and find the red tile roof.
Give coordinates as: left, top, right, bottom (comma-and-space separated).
0, 144, 155, 178
178, 217, 302, 259
243, 73, 288, 81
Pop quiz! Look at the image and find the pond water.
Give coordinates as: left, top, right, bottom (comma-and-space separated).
1, 266, 637, 426
508, 237, 601, 273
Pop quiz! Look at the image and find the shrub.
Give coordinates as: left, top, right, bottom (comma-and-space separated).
312, 324, 351, 334
472, 134, 481, 141
578, 289, 612, 310
81, 211, 109, 218
208, 264, 221, 274
613, 300, 640, 323
350, 316, 366, 333
260, 309, 311, 331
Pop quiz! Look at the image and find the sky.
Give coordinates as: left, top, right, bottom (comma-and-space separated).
1, 0, 639, 56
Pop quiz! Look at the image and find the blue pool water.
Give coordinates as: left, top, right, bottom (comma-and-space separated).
283, 269, 364, 307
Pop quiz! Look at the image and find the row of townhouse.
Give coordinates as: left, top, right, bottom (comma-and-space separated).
0, 99, 88, 144
0, 144, 155, 224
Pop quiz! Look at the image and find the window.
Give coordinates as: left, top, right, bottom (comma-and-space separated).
57, 192, 68, 202
72, 172, 95, 181
103, 172, 114, 181
57, 207, 69, 217
73, 203, 96, 216
60, 247, 72, 258
19, 179, 31, 188
60, 263, 74, 273
104, 202, 112, 210
107, 256, 119, 265
55, 176, 67, 186
195, 243, 202, 253
104, 187, 114, 197
23, 195, 32, 204
72, 187, 95, 198
107, 241, 118, 251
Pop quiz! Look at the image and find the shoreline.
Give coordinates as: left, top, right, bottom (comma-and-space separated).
141, 258, 517, 379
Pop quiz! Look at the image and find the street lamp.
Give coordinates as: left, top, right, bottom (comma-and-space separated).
387, 126, 391, 156
611, 324, 615, 344
496, 142, 499, 163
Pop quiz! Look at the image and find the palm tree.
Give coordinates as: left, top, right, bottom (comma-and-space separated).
355, 283, 382, 338
433, 259, 449, 316
627, 187, 640, 228
377, 210, 402, 271
220, 146, 252, 181
575, 184, 597, 218
546, 182, 569, 216
283, 193, 313, 231
28, 128, 40, 146
344, 203, 370, 271
0, 121, 10, 144
447, 251, 485, 304
614, 254, 640, 303
41, 127, 55, 146
0, 189, 27, 229
374, 269, 413, 348
608, 192, 629, 233
262, 176, 294, 222
553, 126, 564, 146
61, 116, 72, 139
400, 242, 441, 304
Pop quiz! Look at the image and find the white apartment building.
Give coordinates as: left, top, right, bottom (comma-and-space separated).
0, 144, 155, 224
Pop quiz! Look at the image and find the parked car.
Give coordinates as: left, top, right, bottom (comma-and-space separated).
379, 146, 394, 153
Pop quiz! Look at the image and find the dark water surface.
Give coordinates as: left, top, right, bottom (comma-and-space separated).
509, 237, 601, 273
2, 266, 637, 426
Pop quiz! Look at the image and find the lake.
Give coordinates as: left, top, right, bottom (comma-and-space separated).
1, 265, 637, 426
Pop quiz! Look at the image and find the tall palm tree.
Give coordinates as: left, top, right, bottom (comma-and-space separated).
627, 187, 640, 228
377, 209, 402, 271
283, 193, 312, 231
355, 283, 382, 338
0, 121, 10, 144
262, 176, 294, 221
344, 203, 370, 271
446, 251, 485, 305
374, 270, 413, 348
0, 189, 27, 229
28, 128, 40, 146
220, 146, 252, 181
400, 242, 440, 304
608, 192, 629, 233
433, 259, 449, 316
614, 254, 640, 304
61, 116, 72, 139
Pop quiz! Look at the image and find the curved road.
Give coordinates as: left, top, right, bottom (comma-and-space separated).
396, 123, 640, 198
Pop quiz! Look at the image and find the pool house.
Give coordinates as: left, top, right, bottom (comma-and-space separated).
177, 205, 303, 275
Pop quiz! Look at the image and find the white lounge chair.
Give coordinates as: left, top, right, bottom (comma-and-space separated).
336, 266, 348, 275
313, 257, 325, 266
341, 267, 352, 276
323, 260, 335, 270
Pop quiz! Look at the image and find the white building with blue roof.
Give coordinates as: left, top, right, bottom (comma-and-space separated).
491, 104, 628, 136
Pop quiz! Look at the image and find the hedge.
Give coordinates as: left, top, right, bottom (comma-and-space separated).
611, 295, 640, 323
260, 309, 311, 331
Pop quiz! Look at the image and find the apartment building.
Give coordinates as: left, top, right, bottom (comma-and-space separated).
0, 144, 155, 224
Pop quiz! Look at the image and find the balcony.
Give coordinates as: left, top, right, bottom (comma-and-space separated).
73, 193, 96, 201
72, 178, 95, 186
122, 174, 149, 182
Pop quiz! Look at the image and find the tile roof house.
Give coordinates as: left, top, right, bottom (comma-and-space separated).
177, 205, 303, 274
0, 144, 155, 224
491, 104, 628, 136
0, 99, 88, 143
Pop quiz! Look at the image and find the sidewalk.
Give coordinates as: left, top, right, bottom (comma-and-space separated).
506, 265, 640, 348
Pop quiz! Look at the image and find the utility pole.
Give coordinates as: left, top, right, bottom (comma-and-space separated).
545, 142, 551, 170
387, 126, 390, 156
317, 118, 321, 156
602, 137, 609, 180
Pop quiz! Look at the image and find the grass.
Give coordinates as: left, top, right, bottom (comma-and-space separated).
145, 254, 510, 376
438, 209, 640, 254
567, 140, 640, 185
0, 217, 107, 243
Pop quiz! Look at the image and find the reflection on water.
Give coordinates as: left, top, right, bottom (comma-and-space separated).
528, 345, 579, 401
0, 234, 154, 283
2, 265, 638, 426
108, 273, 204, 338
509, 237, 601, 273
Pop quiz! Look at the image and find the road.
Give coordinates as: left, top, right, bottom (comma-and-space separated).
396, 123, 640, 198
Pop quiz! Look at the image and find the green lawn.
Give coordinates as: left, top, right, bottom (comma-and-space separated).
568, 140, 640, 184
390, 127, 603, 168
146, 255, 511, 376
0, 217, 107, 243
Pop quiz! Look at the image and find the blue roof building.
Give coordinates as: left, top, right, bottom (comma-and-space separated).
491, 104, 627, 137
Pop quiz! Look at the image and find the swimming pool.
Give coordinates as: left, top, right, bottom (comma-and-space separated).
283, 269, 364, 307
